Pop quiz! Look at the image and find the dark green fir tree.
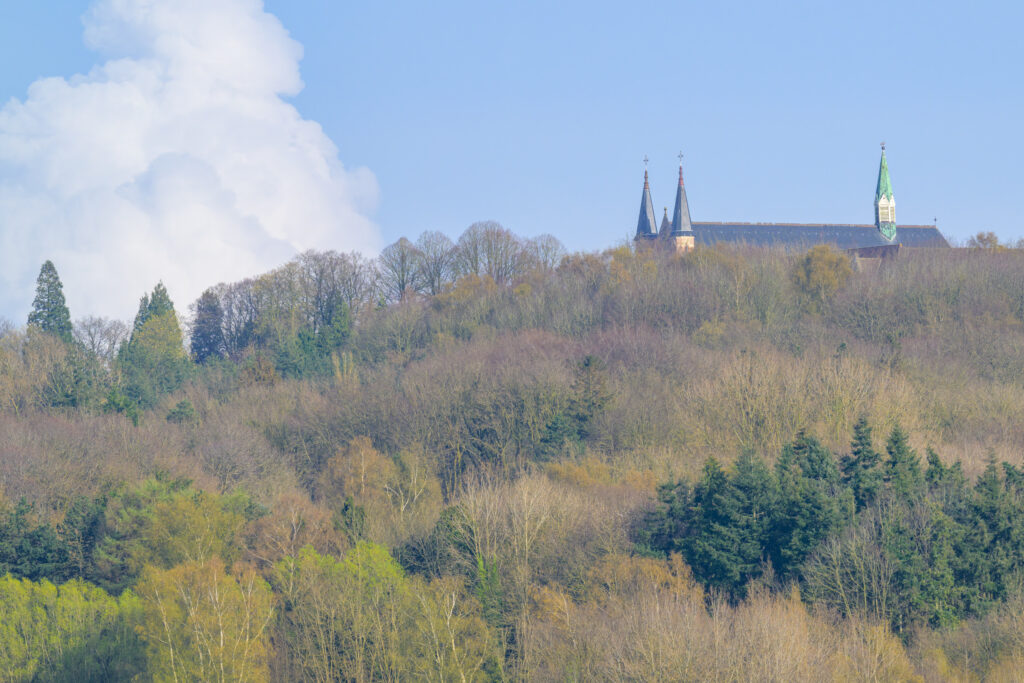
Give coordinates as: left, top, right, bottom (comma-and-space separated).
884, 425, 924, 501
132, 281, 175, 334
841, 417, 883, 510
26, 260, 73, 343
190, 289, 226, 364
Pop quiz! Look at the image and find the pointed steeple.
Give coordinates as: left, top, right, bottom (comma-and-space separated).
659, 207, 671, 236
874, 143, 896, 240
670, 157, 694, 236
634, 167, 658, 240
875, 143, 894, 203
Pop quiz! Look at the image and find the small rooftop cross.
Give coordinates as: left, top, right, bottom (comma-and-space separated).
881, 141, 886, 151
678, 151, 684, 165
643, 155, 649, 169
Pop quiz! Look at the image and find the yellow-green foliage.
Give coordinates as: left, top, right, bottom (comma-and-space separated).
136, 558, 274, 683
141, 490, 248, 568
272, 543, 499, 682
92, 479, 252, 593
0, 575, 143, 682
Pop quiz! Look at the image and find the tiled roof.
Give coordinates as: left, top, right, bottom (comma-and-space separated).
691, 223, 949, 249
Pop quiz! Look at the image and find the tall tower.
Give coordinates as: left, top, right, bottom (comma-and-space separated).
634, 162, 658, 242
669, 153, 695, 253
875, 143, 896, 241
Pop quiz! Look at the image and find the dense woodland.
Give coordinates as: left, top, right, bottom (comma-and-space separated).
2, 222, 1024, 681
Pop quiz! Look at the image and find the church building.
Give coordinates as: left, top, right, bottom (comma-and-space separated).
635, 145, 949, 256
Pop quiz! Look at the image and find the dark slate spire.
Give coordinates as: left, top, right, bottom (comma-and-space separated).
659, 207, 671, 236
670, 159, 694, 236
635, 168, 658, 239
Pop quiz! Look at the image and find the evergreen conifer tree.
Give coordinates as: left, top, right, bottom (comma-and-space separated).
965, 459, 1016, 602
730, 451, 778, 569
841, 417, 883, 509
190, 289, 226, 364
118, 283, 190, 408
884, 425, 924, 501
132, 282, 175, 334
26, 260, 73, 343
770, 432, 848, 579
685, 458, 764, 598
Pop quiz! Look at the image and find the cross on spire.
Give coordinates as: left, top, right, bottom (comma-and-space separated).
643, 155, 649, 169
678, 151, 684, 165
881, 141, 886, 151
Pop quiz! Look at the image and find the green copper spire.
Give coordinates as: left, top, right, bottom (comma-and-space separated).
875, 143, 894, 202
874, 143, 896, 240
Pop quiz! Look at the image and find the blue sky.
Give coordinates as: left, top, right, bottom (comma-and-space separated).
256, 0, 1023, 248
0, 1, 1021, 317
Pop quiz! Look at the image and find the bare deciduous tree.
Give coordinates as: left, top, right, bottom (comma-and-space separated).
414, 231, 457, 295
455, 222, 489, 278
525, 234, 566, 272
73, 316, 129, 364
214, 279, 260, 357
334, 251, 380, 318
378, 237, 423, 303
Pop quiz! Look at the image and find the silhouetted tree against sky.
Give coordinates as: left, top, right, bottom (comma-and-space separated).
378, 237, 422, 302
414, 230, 457, 295
27, 260, 72, 344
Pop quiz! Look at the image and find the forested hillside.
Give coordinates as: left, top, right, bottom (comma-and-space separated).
2, 223, 1024, 681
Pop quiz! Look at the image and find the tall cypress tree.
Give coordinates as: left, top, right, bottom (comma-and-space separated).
27, 260, 73, 343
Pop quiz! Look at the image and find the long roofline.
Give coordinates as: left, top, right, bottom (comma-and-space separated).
691, 221, 936, 228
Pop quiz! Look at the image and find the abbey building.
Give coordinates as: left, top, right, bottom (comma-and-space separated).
635, 145, 949, 256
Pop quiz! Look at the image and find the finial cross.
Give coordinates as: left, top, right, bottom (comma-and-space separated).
643, 155, 649, 169
881, 141, 886, 151
678, 151, 684, 165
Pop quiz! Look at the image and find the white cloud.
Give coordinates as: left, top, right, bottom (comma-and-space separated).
0, 0, 380, 321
